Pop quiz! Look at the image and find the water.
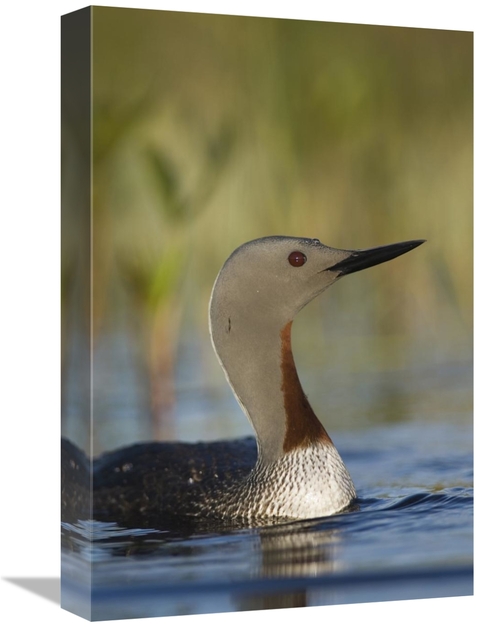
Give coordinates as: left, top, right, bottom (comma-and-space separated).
61, 418, 472, 620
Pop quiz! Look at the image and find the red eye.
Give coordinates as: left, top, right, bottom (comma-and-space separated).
288, 251, 307, 267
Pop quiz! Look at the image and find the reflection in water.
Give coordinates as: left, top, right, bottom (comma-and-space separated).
260, 522, 342, 578
246, 522, 345, 611
61, 515, 349, 616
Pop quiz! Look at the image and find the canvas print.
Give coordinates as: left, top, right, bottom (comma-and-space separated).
61, 6, 473, 621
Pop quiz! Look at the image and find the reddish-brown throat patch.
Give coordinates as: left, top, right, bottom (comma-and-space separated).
280, 321, 333, 453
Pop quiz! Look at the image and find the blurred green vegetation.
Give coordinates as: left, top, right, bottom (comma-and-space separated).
62, 8, 472, 446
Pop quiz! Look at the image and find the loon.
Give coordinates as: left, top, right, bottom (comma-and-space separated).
62, 236, 425, 530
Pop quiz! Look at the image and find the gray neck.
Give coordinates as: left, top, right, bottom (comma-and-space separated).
209, 288, 332, 466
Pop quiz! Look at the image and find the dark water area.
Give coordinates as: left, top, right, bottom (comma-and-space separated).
61, 418, 473, 621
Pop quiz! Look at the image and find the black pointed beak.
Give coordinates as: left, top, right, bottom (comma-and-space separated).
328, 239, 426, 276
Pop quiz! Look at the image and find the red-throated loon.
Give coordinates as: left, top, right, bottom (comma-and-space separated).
61, 236, 425, 530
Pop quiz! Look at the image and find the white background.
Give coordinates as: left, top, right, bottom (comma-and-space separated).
0, 1, 495, 625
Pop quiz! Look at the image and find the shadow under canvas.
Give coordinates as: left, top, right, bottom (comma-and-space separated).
3, 577, 60, 605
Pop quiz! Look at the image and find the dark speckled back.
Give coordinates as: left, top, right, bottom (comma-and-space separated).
62, 438, 258, 531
